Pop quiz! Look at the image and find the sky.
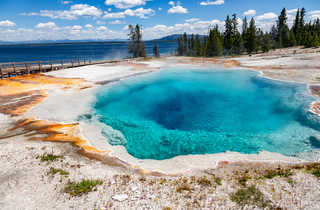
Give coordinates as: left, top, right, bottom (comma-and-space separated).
0, 0, 319, 41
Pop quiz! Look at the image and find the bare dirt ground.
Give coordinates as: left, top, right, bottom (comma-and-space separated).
1, 48, 320, 209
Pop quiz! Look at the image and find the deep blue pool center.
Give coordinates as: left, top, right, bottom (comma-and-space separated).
92, 68, 320, 160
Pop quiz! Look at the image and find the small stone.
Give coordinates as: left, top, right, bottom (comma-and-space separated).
131, 185, 138, 192
112, 194, 128, 202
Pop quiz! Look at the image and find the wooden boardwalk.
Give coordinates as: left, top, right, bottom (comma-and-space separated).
0, 58, 122, 79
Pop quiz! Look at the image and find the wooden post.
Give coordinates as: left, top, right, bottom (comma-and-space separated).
24, 63, 28, 74
38, 61, 42, 72
12, 63, 16, 75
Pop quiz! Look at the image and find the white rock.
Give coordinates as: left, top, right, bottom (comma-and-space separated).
131, 185, 138, 192
112, 194, 128, 202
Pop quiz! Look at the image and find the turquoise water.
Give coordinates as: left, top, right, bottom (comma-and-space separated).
93, 68, 320, 160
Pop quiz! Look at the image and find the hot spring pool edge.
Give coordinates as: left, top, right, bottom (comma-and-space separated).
84, 67, 320, 172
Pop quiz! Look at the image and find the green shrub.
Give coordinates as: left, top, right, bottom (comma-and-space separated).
65, 179, 103, 196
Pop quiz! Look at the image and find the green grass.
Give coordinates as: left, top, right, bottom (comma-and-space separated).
230, 186, 272, 209
238, 175, 251, 186
305, 163, 320, 178
37, 153, 64, 162
65, 179, 103, 196
47, 167, 69, 176
263, 168, 292, 179
215, 177, 222, 186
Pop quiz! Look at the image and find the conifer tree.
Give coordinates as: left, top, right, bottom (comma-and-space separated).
277, 8, 290, 48
128, 24, 146, 58
224, 15, 234, 54
247, 18, 257, 54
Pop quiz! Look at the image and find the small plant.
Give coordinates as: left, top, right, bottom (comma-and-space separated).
47, 167, 69, 176
197, 176, 212, 187
139, 177, 146, 182
176, 183, 192, 193
238, 174, 251, 186
264, 168, 292, 179
37, 153, 64, 162
65, 179, 103, 196
215, 177, 222, 185
287, 178, 294, 186
305, 163, 320, 178
230, 186, 272, 209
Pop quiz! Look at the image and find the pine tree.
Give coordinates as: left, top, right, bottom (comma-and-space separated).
242, 17, 249, 53
224, 15, 234, 54
247, 18, 257, 54
207, 25, 223, 56
232, 14, 242, 54
128, 24, 146, 58
277, 8, 290, 48
262, 33, 271, 52
289, 30, 297, 46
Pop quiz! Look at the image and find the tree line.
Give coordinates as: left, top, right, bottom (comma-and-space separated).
177, 8, 320, 57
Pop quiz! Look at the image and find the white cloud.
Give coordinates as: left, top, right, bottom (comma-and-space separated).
21, 4, 102, 20
35, 22, 57, 29
158, 7, 162, 11
287, 8, 298, 14
61, 1, 72, 5
309, 10, 320, 20
96, 20, 106, 25
85, 24, 93, 28
200, 0, 224, 6
256, 12, 277, 20
71, 25, 82, 30
109, 20, 125, 24
143, 18, 224, 39
97, 26, 108, 31
105, 0, 148, 9
168, 2, 188, 14
186, 18, 200, 23
104, 7, 155, 19
0, 20, 16, 27
243, 9, 256, 16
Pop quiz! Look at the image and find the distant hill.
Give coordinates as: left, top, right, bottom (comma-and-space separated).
155, 34, 206, 41
0, 34, 206, 45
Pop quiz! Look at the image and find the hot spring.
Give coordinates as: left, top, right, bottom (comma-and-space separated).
92, 68, 320, 160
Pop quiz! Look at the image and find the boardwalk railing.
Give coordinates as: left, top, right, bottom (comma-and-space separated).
0, 58, 124, 79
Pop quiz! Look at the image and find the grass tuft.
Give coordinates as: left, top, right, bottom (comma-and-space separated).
176, 183, 192, 193
65, 179, 103, 196
263, 168, 292, 179
230, 186, 272, 209
196, 176, 212, 187
47, 167, 69, 176
305, 163, 320, 178
215, 177, 222, 186
37, 153, 64, 162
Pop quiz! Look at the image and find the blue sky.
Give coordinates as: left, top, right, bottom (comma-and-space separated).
0, 0, 319, 41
